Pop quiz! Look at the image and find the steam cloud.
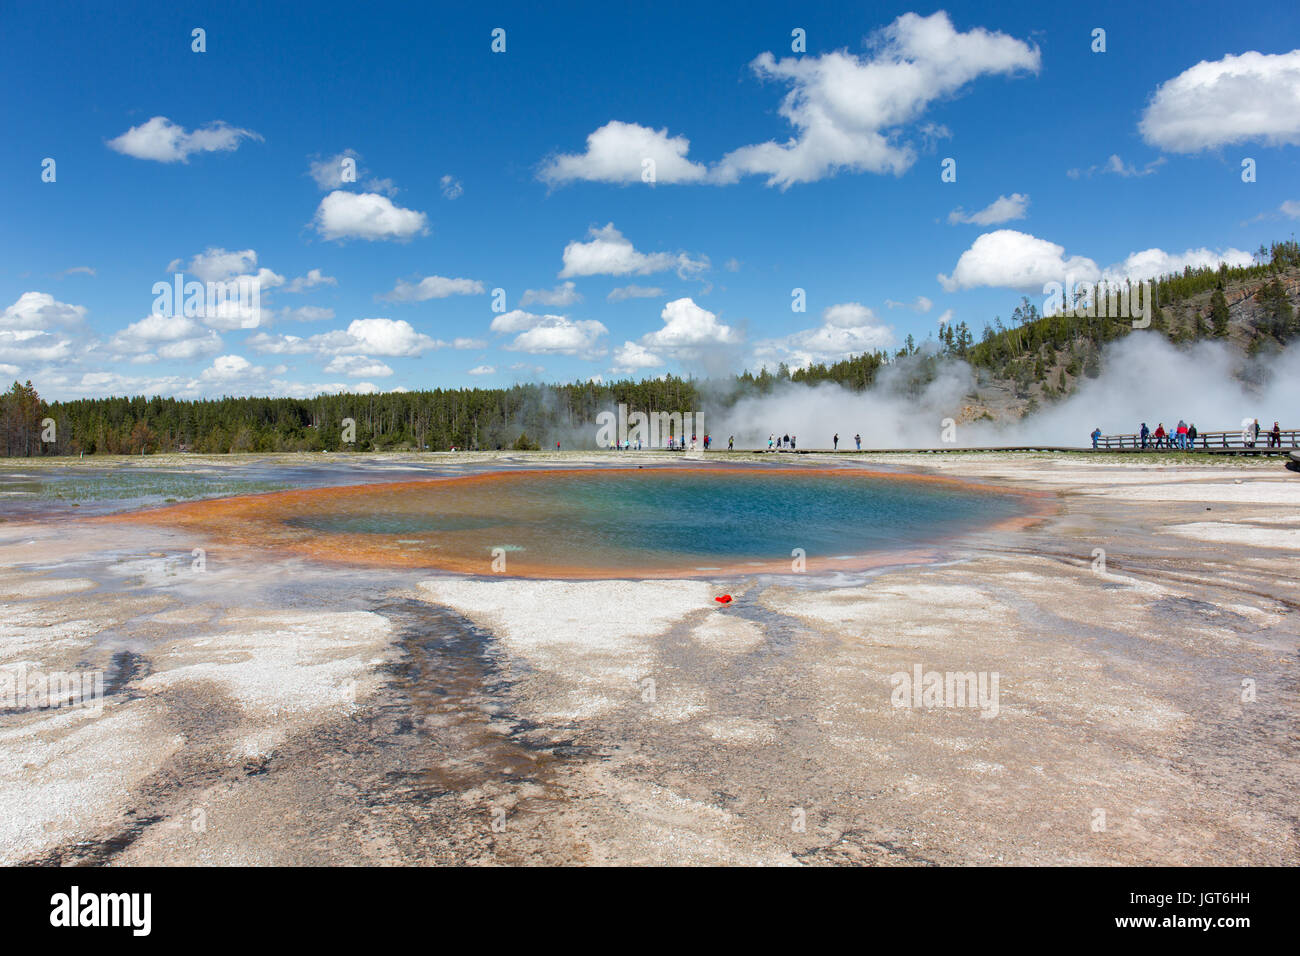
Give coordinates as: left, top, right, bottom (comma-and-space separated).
711, 335, 1300, 449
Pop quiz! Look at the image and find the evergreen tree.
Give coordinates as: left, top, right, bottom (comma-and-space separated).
1209, 288, 1230, 337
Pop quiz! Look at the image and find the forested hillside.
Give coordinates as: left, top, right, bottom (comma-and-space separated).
934, 239, 1300, 419
4, 241, 1297, 455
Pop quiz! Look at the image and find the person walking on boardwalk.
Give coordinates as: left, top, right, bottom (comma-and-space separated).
1139, 422, 1149, 449
855, 433, 862, 450
1153, 423, 1166, 449
1269, 421, 1281, 448
1242, 419, 1254, 448
728, 436, 734, 451
833, 433, 839, 450
1091, 427, 1102, 449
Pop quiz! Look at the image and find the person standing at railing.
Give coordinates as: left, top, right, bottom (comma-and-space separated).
1091, 427, 1101, 449
1269, 421, 1281, 448
1188, 423, 1198, 448
1176, 420, 1189, 449
1153, 423, 1166, 449
1140, 422, 1150, 449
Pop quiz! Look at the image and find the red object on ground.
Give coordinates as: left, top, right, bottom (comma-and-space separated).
715, 595, 733, 604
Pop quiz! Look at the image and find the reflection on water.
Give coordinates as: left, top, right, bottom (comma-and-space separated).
107, 467, 1032, 578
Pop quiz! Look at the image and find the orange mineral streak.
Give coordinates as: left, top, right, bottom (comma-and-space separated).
99, 466, 1051, 579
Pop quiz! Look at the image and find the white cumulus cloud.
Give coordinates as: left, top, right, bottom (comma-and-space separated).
382, 275, 485, 302
324, 355, 395, 377
559, 223, 707, 278
1102, 247, 1257, 282
2, 292, 87, 330
947, 193, 1029, 226
313, 191, 429, 242
249, 318, 444, 359
308, 150, 362, 189
109, 313, 222, 362
107, 116, 261, 163
1140, 49, 1300, 152
506, 317, 608, 358
611, 341, 664, 373
642, 297, 739, 349
540, 120, 710, 185
520, 281, 582, 307
939, 230, 1101, 292
715, 12, 1040, 187
284, 269, 337, 293
940, 230, 1261, 292
753, 302, 894, 369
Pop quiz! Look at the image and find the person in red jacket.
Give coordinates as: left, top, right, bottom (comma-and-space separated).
1153, 423, 1166, 449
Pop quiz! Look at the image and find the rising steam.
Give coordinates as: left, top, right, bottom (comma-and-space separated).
711, 334, 1300, 449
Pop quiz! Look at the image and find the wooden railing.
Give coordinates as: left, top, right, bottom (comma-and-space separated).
1095, 428, 1299, 451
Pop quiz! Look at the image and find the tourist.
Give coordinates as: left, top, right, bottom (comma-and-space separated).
728, 436, 734, 451
768, 435, 774, 450
1269, 421, 1281, 448
1091, 427, 1101, 449
833, 433, 839, 450
1188, 423, 1198, 448
1176, 420, 1188, 449
1153, 423, 1166, 449
855, 433, 862, 450
783, 433, 790, 448
791, 435, 797, 450
1242, 419, 1254, 448
1139, 422, 1149, 449
1253, 418, 1261, 447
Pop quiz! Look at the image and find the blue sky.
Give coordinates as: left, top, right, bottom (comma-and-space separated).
3, 0, 1298, 399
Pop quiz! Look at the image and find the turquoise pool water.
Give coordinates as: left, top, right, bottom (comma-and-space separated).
260, 467, 1029, 574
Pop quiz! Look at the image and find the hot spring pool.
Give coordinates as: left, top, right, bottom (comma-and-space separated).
107, 466, 1035, 577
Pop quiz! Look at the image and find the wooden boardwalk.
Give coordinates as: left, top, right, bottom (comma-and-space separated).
1094, 426, 1297, 453
738, 424, 1297, 456
749, 439, 1297, 456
